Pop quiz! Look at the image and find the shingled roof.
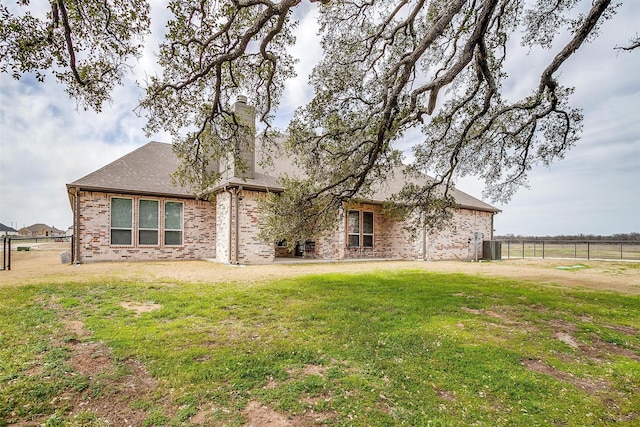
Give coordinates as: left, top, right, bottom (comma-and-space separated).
0, 223, 18, 233
247, 138, 499, 213
67, 140, 499, 213
67, 142, 193, 198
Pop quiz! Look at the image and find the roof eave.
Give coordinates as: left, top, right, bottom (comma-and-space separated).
205, 181, 285, 195
66, 183, 197, 200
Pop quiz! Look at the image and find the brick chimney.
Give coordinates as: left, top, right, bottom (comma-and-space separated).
221, 95, 256, 180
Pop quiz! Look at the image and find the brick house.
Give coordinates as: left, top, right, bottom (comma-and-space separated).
66, 98, 499, 264
18, 223, 65, 238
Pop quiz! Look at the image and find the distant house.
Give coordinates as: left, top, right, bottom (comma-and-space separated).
0, 223, 18, 237
66, 98, 500, 264
18, 223, 65, 238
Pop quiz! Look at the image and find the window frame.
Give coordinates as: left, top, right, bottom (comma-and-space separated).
110, 197, 133, 246
347, 209, 374, 248
362, 211, 374, 248
138, 199, 159, 246
347, 210, 360, 247
164, 201, 184, 246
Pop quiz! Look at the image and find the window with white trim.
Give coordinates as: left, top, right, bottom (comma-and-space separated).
139, 199, 159, 245
111, 197, 133, 245
348, 210, 374, 248
348, 210, 360, 247
164, 201, 183, 246
362, 211, 374, 248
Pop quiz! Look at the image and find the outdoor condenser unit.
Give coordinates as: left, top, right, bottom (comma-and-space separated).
483, 240, 502, 260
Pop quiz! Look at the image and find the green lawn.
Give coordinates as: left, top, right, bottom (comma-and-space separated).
1, 270, 639, 426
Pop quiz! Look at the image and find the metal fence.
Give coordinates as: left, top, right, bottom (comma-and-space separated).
499, 240, 640, 261
1, 236, 73, 271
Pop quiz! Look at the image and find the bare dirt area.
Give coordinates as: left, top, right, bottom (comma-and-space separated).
1, 242, 639, 295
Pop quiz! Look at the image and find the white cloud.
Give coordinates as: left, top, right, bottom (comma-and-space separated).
277, 7, 322, 127
0, 73, 166, 230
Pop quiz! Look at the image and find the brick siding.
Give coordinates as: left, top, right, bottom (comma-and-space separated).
76, 190, 494, 264
283, 202, 494, 262
425, 209, 494, 260
76, 191, 215, 262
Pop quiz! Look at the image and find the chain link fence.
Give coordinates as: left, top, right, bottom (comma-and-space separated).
1, 236, 73, 271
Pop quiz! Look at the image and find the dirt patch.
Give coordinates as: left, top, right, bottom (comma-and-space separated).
603, 323, 640, 336
62, 319, 160, 427
243, 401, 295, 427
554, 332, 581, 350
242, 401, 336, 427
244, 364, 338, 426
461, 307, 510, 321
63, 319, 92, 339
7, 310, 162, 427
522, 359, 610, 394
120, 301, 163, 315
286, 364, 328, 378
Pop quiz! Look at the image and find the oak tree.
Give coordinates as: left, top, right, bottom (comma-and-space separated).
1, 0, 150, 111
2, 0, 636, 244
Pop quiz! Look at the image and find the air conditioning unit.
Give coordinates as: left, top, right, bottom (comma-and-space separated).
483, 241, 502, 260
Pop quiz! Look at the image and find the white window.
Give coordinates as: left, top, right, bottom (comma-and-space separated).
362, 211, 374, 248
348, 210, 374, 248
111, 197, 132, 245
164, 201, 183, 246
348, 210, 360, 247
139, 199, 159, 245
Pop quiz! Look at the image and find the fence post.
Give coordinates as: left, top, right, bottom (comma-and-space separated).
522, 241, 525, 258
7, 237, 10, 271
621, 243, 623, 260
542, 241, 545, 259
507, 241, 510, 259
587, 242, 590, 260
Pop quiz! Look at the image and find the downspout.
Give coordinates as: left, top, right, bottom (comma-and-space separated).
74, 186, 80, 264
490, 211, 495, 240
421, 213, 427, 261
235, 186, 242, 265
227, 187, 233, 264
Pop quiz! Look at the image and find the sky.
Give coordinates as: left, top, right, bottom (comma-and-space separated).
0, 1, 638, 237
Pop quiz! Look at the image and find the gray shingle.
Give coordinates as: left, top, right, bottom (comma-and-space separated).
67, 142, 193, 197
68, 139, 499, 212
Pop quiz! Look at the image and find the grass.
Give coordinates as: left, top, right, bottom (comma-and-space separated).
1, 270, 639, 426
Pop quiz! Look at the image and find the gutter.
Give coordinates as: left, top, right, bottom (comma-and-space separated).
422, 213, 427, 261
224, 185, 241, 265
65, 184, 196, 200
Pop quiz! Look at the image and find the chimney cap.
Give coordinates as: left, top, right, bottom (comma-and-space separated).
236, 95, 247, 104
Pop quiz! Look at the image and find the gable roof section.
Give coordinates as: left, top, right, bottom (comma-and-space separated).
68, 139, 499, 213
366, 167, 499, 213
67, 142, 193, 198
225, 138, 499, 213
